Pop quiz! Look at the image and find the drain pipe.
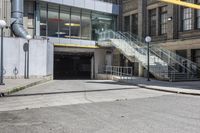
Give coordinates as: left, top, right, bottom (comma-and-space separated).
11, 0, 32, 40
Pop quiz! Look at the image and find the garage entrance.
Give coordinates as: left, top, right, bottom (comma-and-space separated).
54, 52, 94, 79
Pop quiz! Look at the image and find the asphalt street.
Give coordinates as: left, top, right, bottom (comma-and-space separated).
0, 80, 199, 133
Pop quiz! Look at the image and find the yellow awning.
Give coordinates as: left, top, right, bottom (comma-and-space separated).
160, 0, 200, 9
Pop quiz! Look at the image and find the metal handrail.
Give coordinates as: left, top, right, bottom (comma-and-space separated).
100, 65, 133, 79
99, 30, 171, 79
123, 32, 199, 75
125, 32, 200, 73
118, 31, 170, 66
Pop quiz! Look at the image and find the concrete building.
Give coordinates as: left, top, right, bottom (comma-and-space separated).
0, 0, 120, 79
122, 0, 200, 77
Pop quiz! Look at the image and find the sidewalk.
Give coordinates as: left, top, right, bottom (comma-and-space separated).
120, 76, 200, 95
0, 76, 52, 96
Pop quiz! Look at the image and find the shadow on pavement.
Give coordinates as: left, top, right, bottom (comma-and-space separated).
86, 81, 130, 85
6, 87, 139, 98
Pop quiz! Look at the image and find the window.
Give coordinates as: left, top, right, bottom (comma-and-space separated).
196, 0, 200, 28
71, 8, 81, 39
192, 49, 200, 67
48, 4, 59, 37
149, 9, 157, 36
124, 16, 130, 32
160, 6, 167, 34
182, 0, 193, 31
131, 14, 138, 35
182, 8, 192, 31
39, 2, 116, 40
59, 6, 70, 38
81, 11, 91, 40
40, 3, 47, 36
91, 13, 115, 40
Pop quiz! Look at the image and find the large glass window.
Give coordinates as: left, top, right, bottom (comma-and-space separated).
92, 13, 115, 40
71, 8, 81, 39
124, 16, 130, 32
149, 9, 157, 36
39, 2, 116, 40
81, 11, 91, 40
182, 8, 192, 31
48, 4, 59, 37
59, 6, 70, 38
131, 14, 138, 35
40, 3, 47, 36
182, 0, 193, 31
196, 0, 200, 28
160, 6, 167, 35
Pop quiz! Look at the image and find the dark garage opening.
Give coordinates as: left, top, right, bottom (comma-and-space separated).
54, 52, 93, 79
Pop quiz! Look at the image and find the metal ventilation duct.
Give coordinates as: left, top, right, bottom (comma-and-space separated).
11, 0, 31, 40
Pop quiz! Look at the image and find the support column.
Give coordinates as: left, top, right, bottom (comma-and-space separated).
138, 0, 147, 38
167, 5, 178, 40
187, 49, 192, 71
138, 62, 144, 77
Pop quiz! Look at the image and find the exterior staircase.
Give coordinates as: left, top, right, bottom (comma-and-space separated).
98, 30, 200, 81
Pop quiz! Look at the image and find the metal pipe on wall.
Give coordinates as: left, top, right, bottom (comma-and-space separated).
11, 0, 31, 39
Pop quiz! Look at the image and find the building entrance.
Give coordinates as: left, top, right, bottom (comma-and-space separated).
54, 52, 93, 79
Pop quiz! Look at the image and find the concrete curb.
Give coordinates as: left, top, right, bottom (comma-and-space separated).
141, 86, 200, 96
118, 80, 200, 96
1, 76, 53, 96
96, 74, 200, 96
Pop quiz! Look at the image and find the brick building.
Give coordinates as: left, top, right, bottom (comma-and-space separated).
122, 0, 200, 67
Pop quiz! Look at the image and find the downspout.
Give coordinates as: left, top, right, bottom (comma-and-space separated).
11, 0, 32, 39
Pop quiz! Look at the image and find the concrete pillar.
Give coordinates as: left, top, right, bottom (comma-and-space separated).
138, 0, 147, 38
91, 56, 94, 79
187, 49, 192, 71
167, 5, 178, 40
138, 62, 144, 77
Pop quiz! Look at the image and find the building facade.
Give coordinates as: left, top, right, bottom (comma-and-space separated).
0, 0, 120, 79
122, 0, 200, 70
0, 0, 200, 80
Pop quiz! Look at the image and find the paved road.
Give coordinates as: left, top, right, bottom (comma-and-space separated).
0, 80, 200, 133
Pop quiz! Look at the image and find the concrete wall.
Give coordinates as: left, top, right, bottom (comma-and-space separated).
94, 49, 106, 75
47, 40, 54, 75
2, 37, 53, 78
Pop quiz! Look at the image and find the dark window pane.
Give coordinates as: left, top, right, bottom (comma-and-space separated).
81, 11, 91, 40
124, 16, 130, 32
160, 6, 167, 34
59, 6, 70, 38
48, 4, 59, 37
71, 8, 81, 39
149, 9, 156, 36
131, 14, 138, 35
40, 3, 47, 36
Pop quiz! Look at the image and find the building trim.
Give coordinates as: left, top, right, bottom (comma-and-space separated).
54, 44, 100, 49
